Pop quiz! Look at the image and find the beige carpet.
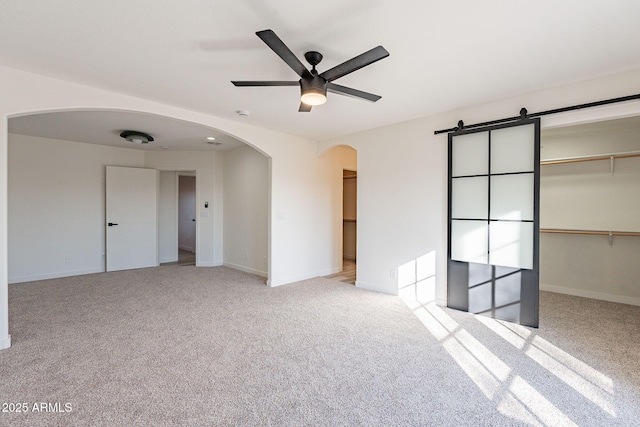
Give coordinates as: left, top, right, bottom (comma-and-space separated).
1, 266, 639, 426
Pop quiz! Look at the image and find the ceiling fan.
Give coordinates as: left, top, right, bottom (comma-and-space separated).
231, 29, 389, 112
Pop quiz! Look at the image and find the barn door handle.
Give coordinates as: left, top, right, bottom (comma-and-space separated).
108, 222, 118, 227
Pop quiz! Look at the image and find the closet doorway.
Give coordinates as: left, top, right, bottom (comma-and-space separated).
319, 145, 357, 285
342, 170, 357, 284
178, 174, 197, 265
539, 116, 640, 306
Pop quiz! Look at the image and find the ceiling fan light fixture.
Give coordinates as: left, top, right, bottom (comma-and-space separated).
300, 78, 327, 106
120, 130, 154, 145
301, 91, 327, 106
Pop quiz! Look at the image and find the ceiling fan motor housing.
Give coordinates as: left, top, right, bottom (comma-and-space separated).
300, 76, 327, 96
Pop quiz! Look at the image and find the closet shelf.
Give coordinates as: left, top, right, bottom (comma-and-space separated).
540, 150, 640, 165
541, 228, 640, 237
343, 218, 357, 223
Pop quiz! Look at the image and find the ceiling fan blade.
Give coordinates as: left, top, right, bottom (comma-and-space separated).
327, 83, 381, 102
232, 81, 299, 87
320, 46, 389, 82
299, 102, 313, 112
256, 30, 312, 79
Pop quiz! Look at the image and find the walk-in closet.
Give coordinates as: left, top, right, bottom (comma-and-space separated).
540, 116, 640, 305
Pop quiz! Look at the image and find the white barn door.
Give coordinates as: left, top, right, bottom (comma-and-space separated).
106, 166, 158, 272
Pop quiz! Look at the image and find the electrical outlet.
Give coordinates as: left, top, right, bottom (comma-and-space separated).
390, 268, 396, 279
65, 257, 72, 264
245, 252, 249, 261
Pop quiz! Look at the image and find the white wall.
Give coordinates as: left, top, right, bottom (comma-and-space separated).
265, 141, 357, 285
8, 139, 221, 278
8, 133, 145, 283
540, 233, 640, 305
145, 151, 223, 267
158, 171, 178, 263
222, 144, 356, 279
541, 158, 640, 231
0, 116, 7, 349
223, 145, 269, 276
542, 123, 640, 159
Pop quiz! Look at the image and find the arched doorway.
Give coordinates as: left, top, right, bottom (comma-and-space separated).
6, 109, 268, 282
319, 145, 358, 285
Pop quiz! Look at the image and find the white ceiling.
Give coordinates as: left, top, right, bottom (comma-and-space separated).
2, 0, 640, 145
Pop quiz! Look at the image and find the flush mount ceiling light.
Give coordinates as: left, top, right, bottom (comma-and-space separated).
205, 136, 223, 146
120, 130, 154, 145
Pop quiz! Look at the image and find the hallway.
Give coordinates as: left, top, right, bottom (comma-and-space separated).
324, 259, 356, 285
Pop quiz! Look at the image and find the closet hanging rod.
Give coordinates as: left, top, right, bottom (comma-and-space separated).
540, 228, 640, 237
540, 150, 640, 165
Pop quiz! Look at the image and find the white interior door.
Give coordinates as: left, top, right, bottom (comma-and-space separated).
106, 166, 158, 272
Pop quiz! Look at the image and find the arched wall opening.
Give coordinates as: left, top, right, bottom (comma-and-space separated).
317, 144, 358, 285
0, 65, 331, 351
5, 108, 271, 284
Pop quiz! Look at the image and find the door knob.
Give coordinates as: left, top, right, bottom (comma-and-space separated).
192, 219, 196, 222
108, 222, 118, 226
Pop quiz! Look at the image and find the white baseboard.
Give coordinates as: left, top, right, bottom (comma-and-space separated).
196, 261, 222, 267
541, 283, 640, 307
159, 257, 178, 264
223, 262, 267, 278
267, 272, 317, 287
319, 266, 342, 276
267, 265, 350, 287
0, 335, 11, 350
355, 280, 397, 295
9, 268, 104, 284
